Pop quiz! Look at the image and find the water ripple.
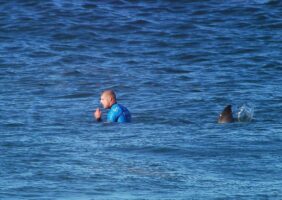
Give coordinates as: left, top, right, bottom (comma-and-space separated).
0, 0, 282, 199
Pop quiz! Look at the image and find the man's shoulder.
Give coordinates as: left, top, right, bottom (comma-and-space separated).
111, 104, 130, 113
110, 104, 123, 113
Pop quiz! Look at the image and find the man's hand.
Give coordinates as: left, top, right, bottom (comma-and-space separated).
94, 108, 102, 121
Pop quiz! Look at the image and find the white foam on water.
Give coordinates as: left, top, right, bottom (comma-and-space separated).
237, 104, 254, 122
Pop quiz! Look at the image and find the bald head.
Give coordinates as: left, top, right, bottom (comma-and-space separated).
100, 90, 117, 109
102, 90, 116, 100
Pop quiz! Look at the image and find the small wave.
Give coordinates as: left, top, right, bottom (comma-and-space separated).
112, 145, 183, 156
58, 54, 93, 64
262, 62, 282, 70
192, 9, 210, 16
159, 67, 191, 74
254, 0, 278, 4
129, 19, 151, 26
27, 51, 57, 58
147, 146, 182, 154
174, 53, 201, 62
82, 3, 98, 9
4, 122, 25, 127
169, 33, 190, 39
264, 22, 282, 29
57, 93, 93, 99
102, 37, 123, 44
63, 70, 83, 77
52, 33, 77, 41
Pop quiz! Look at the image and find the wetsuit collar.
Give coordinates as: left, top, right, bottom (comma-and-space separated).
110, 103, 117, 109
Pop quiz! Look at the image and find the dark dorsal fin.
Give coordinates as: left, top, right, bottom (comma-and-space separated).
222, 105, 232, 115
218, 105, 234, 123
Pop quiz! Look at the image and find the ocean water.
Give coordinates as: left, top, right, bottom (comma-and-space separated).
1, 0, 282, 199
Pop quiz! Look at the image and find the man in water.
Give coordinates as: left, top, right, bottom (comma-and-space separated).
94, 90, 131, 122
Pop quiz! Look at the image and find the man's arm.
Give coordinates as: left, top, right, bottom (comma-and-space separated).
94, 108, 102, 122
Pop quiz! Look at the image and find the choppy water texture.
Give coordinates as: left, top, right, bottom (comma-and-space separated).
1, 0, 282, 199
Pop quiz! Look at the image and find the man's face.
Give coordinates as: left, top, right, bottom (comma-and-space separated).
100, 94, 111, 109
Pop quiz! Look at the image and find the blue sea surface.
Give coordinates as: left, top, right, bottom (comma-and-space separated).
1, 0, 282, 199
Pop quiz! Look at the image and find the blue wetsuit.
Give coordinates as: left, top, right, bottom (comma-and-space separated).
107, 103, 131, 123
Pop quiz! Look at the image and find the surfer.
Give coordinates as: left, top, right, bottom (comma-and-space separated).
94, 90, 131, 123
